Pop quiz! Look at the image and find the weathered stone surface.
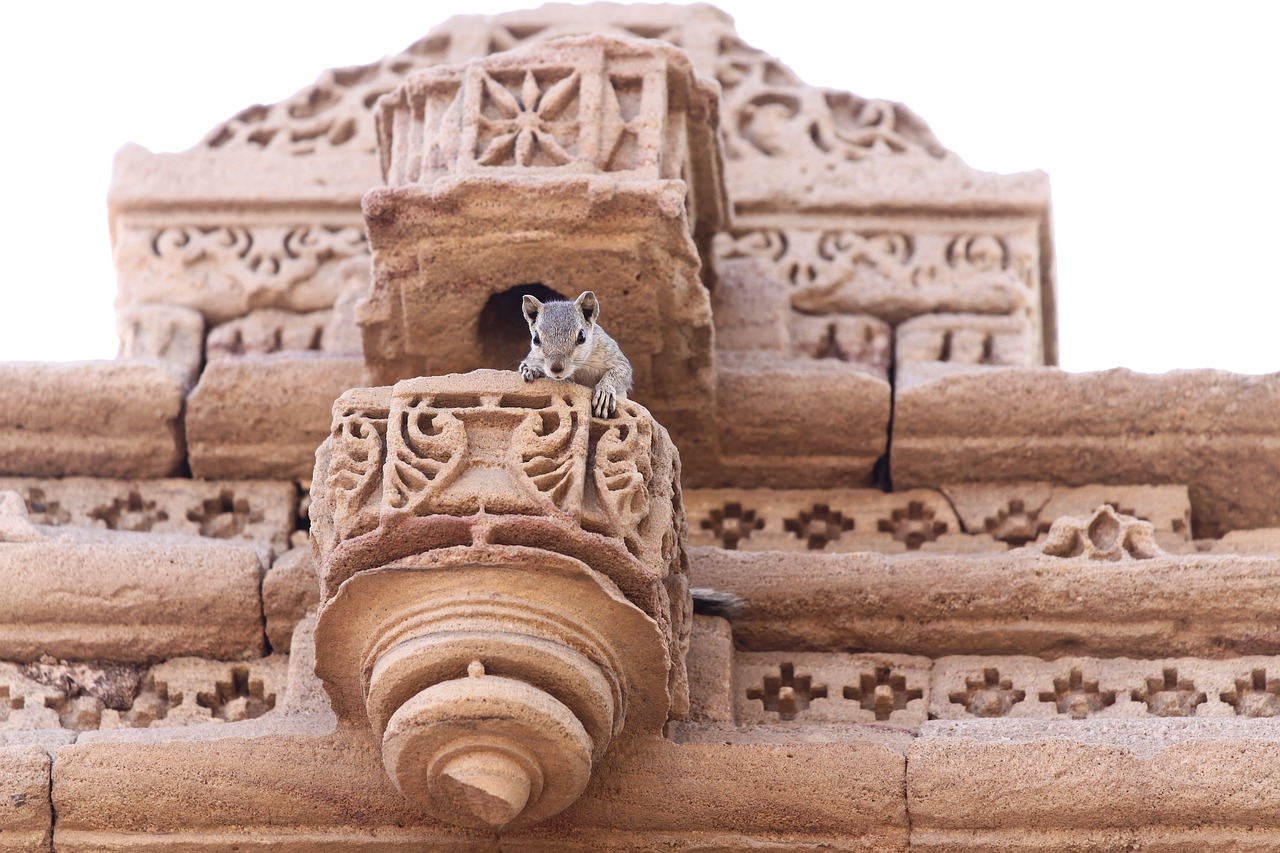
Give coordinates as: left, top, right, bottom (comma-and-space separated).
262, 546, 319, 653
0, 744, 52, 853
690, 547, 1280, 658
895, 312, 1036, 368
113, 216, 370, 325
685, 616, 733, 724
186, 353, 364, 479
116, 303, 205, 386
52, 723, 909, 851
710, 352, 890, 488
941, 482, 1192, 548
736, 651, 929, 727
0, 476, 296, 552
894, 367, 1280, 537
206, 308, 331, 361
930, 655, 1280, 721
909, 718, 1280, 850
686, 487, 957, 552
361, 34, 723, 408
310, 370, 689, 829
0, 361, 185, 479
0, 531, 263, 662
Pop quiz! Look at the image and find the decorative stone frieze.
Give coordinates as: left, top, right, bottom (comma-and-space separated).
359, 35, 724, 419
310, 369, 688, 829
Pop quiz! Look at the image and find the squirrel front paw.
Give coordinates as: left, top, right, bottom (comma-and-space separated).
519, 361, 543, 382
592, 386, 617, 418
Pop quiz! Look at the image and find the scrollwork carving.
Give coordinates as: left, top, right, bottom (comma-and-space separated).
383, 399, 467, 517
326, 402, 389, 542
715, 226, 1036, 323
149, 225, 368, 305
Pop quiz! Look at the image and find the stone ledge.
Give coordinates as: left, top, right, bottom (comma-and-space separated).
0, 360, 186, 479
909, 718, 1280, 850
893, 366, 1280, 537
0, 534, 264, 662
0, 744, 51, 853
51, 722, 908, 851
186, 354, 365, 480
690, 547, 1280, 658
708, 352, 891, 488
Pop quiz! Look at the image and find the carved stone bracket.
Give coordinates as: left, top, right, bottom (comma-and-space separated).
310, 369, 688, 829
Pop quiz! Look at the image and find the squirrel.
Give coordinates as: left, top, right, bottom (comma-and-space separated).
519, 291, 633, 418
517, 291, 740, 618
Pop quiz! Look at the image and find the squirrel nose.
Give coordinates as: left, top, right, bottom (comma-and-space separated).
549, 360, 565, 374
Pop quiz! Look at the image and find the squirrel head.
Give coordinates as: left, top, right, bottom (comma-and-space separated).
522, 291, 599, 380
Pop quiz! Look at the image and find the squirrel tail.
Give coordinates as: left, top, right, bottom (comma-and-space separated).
691, 587, 745, 618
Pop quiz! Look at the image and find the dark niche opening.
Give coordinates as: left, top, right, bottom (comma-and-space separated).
479, 282, 568, 371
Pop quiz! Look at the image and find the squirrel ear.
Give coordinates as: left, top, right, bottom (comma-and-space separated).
576, 290, 599, 325
522, 295, 543, 326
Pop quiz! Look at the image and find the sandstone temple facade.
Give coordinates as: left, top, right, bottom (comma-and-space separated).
3, 4, 1280, 850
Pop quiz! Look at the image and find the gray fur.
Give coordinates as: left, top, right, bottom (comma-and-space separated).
519, 291, 633, 417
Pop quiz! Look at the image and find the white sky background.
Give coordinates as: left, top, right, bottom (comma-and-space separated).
0, 1, 1277, 373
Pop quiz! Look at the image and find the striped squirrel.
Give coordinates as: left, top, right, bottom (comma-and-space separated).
516, 292, 740, 617
519, 291, 633, 418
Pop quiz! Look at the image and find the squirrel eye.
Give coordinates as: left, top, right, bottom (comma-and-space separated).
532, 333, 541, 346
576, 330, 586, 345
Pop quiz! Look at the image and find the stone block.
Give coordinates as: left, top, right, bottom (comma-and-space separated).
52, 723, 909, 851
186, 353, 364, 479
930, 655, 1280, 721
710, 352, 890, 488
895, 312, 1035, 367
690, 547, 1280, 659
113, 215, 370, 325
893, 366, 1280, 538
206, 308, 331, 360
735, 651, 930, 727
686, 487, 958, 552
0, 532, 263, 663
711, 256, 791, 351
0, 744, 51, 853
941, 481, 1193, 547
0, 361, 185, 479
909, 718, 1280, 850
0, 476, 296, 552
263, 546, 320, 653
789, 314, 891, 377
115, 303, 205, 387
685, 616, 733, 724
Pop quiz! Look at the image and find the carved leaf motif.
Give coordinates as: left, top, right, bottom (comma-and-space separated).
591, 412, 653, 551
515, 407, 581, 512
384, 405, 467, 516
150, 226, 368, 296
327, 409, 388, 541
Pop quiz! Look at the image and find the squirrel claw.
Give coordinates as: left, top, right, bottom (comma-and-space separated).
592, 387, 617, 418
518, 362, 542, 382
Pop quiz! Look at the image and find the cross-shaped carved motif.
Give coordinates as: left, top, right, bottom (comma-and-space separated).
1130, 668, 1206, 717
877, 500, 947, 550
187, 491, 263, 539
745, 662, 828, 721
842, 666, 923, 721
949, 667, 1026, 717
1038, 668, 1116, 719
699, 502, 764, 549
88, 491, 169, 532
983, 499, 1047, 546
1220, 669, 1280, 717
783, 504, 853, 550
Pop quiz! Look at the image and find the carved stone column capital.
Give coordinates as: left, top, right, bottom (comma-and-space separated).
310, 369, 689, 829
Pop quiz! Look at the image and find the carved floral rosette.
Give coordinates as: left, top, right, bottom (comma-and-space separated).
310, 369, 689, 829
373, 34, 724, 219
